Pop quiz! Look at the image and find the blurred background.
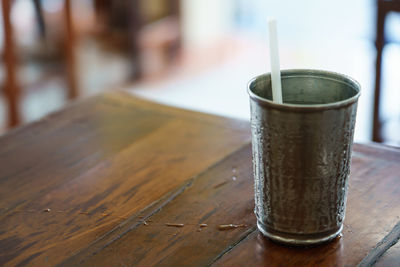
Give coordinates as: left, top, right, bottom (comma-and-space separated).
0, 0, 399, 146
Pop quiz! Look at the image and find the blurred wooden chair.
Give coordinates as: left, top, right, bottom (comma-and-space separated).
373, 0, 400, 142
94, 0, 181, 79
1, 0, 77, 128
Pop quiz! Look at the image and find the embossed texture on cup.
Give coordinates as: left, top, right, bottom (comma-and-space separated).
248, 69, 360, 246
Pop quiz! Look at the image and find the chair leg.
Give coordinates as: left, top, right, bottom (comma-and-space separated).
1, 0, 20, 127
373, 4, 386, 142
128, 0, 142, 80
64, 0, 78, 99
32, 0, 46, 38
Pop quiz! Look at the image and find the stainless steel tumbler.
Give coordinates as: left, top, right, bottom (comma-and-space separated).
248, 69, 360, 246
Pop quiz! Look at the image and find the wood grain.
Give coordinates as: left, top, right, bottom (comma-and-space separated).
1, 91, 399, 266
61, 143, 400, 267
0, 92, 250, 266
62, 144, 255, 266
375, 240, 400, 267
212, 144, 400, 267
358, 221, 400, 267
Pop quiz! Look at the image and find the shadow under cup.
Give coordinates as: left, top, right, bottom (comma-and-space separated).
248, 69, 360, 246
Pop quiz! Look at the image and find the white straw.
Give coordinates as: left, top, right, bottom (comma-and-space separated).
268, 18, 283, 104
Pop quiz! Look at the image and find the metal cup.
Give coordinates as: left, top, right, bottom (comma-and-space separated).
248, 69, 360, 246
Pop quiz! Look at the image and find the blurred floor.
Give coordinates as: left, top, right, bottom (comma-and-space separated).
129, 34, 377, 144
129, 0, 400, 146
0, 36, 131, 133
0, 0, 399, 146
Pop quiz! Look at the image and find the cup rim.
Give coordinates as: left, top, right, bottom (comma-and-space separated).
247, 69, 361, 111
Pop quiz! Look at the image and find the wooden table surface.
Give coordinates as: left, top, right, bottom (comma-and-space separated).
0, 92, 399, 267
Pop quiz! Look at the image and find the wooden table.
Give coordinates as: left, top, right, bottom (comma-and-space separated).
0, 92, 399, 266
